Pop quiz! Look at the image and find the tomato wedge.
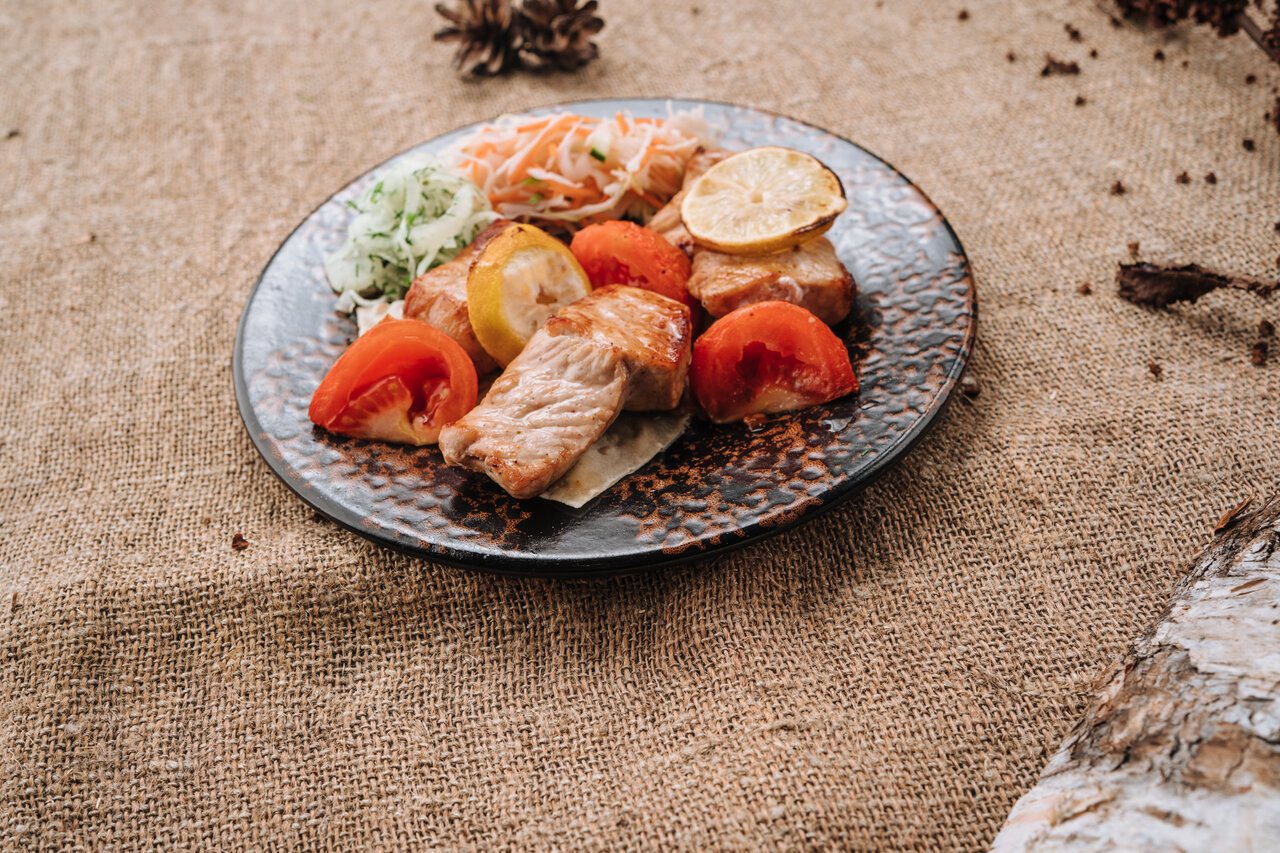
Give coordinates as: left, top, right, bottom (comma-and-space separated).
308, 319, 478, 445
569, 220, 694, 308
690, 301, 856, 423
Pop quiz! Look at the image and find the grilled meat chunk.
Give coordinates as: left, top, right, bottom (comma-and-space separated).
651, 148, 855, 325
686, 237, 853, 325
439, 333, 628, 499
648, 150, 731, 255
545, 285, 692, 411
402, 219, 510, 375
439, 286, 693, 498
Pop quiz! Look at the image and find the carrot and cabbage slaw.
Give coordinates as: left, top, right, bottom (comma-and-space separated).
439, 108, 713, 228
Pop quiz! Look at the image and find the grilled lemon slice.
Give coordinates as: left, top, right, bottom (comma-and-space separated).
680, 147, 847, 255
467, 223, 592, 367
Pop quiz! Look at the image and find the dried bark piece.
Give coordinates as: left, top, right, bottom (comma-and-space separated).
991, 495, 1280, 852
1041, 55, 1081, 75
1112, 0, 1249, 38
1214, 497, 1253, 532
1252, 339, 1270, 365
1117, 262, 1277, 309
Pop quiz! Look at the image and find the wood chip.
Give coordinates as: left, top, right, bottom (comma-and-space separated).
1251, 340, 1269, 366
1213, 497, 1253, 533
1041, 55, 1080, 76
1116, 263, 1277, 309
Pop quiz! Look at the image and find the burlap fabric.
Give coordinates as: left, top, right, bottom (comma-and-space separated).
2, 0, 1277, 849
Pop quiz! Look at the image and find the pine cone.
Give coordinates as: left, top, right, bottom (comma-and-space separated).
517, 0, 604, 71
434, 0, 520, 75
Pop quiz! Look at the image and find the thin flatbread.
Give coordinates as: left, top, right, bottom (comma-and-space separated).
541, 413, 689, 508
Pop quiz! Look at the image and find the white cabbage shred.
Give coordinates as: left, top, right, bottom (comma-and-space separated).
325, 155, 497, 306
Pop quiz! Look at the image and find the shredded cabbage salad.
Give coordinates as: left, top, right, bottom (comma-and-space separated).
325, 155, 497, 310
440, 108, 714, 228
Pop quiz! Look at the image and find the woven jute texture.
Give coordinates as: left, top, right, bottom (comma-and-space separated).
2, 0, 1277, 849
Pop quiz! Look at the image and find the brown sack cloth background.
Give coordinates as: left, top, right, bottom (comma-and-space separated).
2, 0, 1277, 849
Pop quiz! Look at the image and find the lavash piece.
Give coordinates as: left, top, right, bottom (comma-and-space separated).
541, 413, 689, 508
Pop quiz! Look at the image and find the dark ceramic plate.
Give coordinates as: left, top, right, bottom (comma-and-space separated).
233, 98, 976, 577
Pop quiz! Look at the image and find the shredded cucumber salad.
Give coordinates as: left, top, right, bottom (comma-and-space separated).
325, 155, 497, 310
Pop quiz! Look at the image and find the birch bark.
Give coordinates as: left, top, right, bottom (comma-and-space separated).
990, 496, 1280, 852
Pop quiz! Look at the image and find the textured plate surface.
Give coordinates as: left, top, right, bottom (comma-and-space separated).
233, 99, 976, 576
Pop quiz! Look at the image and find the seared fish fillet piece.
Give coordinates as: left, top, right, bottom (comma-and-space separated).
648, 149, 731, 255
686, 237, 854, 325
439, 333, 628, 499
402, 219, 510, 375
439, 286, 692, 498
545, 285, 692, 411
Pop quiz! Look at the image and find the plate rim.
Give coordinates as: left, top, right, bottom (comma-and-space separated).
232, 96, 977, 577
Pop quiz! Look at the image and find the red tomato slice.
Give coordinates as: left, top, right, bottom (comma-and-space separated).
690, 301, 856, 423
569, 220, 694, 308
308, 318, 478, 445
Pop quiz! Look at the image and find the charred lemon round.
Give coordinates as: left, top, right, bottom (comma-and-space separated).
466, 223, 592, 367
680, 147, 847, 255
